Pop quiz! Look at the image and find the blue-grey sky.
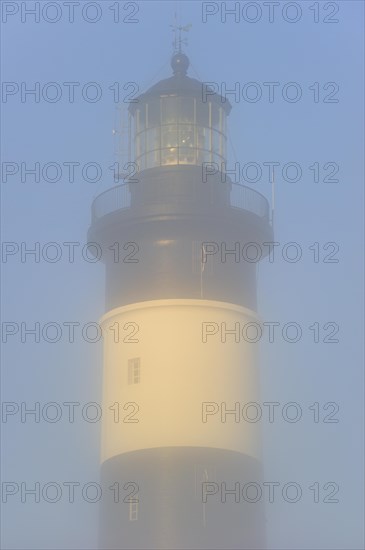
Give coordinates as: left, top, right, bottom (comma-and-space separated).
1, 1, 364, 548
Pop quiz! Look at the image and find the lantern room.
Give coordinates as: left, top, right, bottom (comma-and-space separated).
128, 53, 232, 172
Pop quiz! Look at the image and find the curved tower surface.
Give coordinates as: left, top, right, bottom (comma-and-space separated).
88, 51, 273, 549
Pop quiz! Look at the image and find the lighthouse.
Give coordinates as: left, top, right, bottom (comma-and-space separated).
88, 49, 273, 549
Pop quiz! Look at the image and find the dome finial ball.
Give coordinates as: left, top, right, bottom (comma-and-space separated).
171, 53, 190, 76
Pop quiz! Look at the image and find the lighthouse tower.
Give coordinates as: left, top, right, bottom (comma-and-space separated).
88, 51, 273, 549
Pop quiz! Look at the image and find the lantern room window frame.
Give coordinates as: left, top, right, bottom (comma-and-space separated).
133, 95, 227, 171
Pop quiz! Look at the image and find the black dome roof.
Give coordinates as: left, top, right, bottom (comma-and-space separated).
129, 54, 231, 115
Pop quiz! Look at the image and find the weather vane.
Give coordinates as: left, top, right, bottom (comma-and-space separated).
170, 13, 192, 54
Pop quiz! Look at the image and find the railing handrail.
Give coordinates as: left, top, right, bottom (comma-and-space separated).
91, 181, 270, 222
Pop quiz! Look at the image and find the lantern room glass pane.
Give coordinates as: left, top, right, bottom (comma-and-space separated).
161, 124, 178, 148
196, 101, 209, 126
161, 147, 178, 166
133, 97, 227, 170
211, 103, 220, 131
135, 109, 140, 134
219, 107, 224, 134
144, 151, 155, 168
135, 134, 140, 159
147, 99, 160, 128
135, 107, 145, 133
179, 97, 194, 123
146, 127, 160, 152
179, 147, 196, 164
212, 129, 220, 157
178, 124, 194, 148
161, 96, 178, 124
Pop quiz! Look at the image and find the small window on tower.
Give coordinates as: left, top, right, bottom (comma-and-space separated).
129, 500, 138, 521
128, 358, 140, 384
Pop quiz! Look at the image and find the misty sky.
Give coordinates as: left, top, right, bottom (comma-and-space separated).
1, 1, 364, 548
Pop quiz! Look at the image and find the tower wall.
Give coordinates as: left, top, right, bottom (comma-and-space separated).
100, 299, 262, 461
99, 300, 265, 549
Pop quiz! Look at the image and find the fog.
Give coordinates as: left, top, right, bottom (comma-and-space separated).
1, 1, 364, 549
